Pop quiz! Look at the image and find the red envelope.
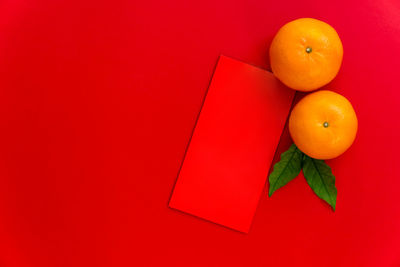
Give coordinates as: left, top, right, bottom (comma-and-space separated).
169, 56, 295, 232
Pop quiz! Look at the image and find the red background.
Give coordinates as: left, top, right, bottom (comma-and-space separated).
1, 0, 400, 266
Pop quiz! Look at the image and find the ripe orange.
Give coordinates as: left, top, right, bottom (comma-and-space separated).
289, 90, 358, 160
270, 18, 343, 91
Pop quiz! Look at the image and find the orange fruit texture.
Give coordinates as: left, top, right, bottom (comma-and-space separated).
270, 18, 343, 91
289, 90, 358, 160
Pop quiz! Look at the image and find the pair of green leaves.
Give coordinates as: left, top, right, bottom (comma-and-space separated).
268, 144, 337, 211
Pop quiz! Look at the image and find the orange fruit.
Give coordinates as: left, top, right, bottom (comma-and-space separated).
289, 90, 358, 160
270, 18, 343, 91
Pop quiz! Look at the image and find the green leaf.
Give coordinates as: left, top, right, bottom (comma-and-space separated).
302, 156, 337, 211
269, 144, 303, 197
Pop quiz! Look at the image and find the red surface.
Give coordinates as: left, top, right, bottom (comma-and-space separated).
169, 56, 294, 233
1, 0, 400, 266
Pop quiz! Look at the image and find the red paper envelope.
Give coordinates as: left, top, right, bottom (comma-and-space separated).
169, 56, 295, 232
